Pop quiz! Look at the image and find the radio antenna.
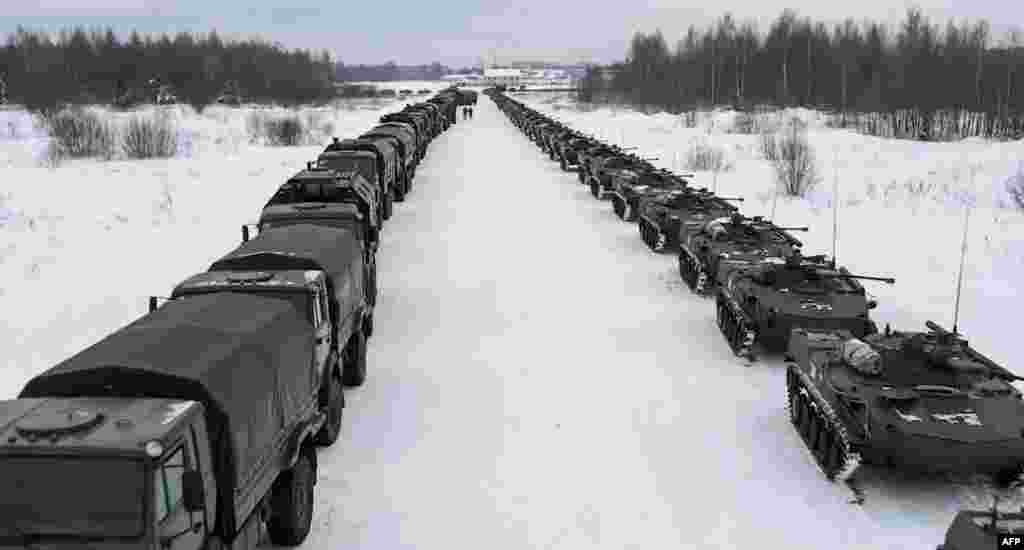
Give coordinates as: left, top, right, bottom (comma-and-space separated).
831, 149, 839, 268
952, 201, 972, 335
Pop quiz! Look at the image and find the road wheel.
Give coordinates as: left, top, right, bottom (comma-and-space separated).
266, 449, 314, 546
314, 365, 343, 447
342, 328, 367, 387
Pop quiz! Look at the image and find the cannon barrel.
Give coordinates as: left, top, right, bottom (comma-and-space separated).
715, 196, 745, 202
819, 273, 896, 284
773, 226, 810, 232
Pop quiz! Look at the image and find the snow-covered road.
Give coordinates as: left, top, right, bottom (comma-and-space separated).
306, 98, 907, 550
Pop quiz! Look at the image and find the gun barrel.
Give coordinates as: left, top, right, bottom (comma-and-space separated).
717, 197, 745, 202
775, 226, 810, 232
925, 320, 950, 334
834, 274, 896, 284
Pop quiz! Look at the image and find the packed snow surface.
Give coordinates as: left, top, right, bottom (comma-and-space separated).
1, 88, 1022, 549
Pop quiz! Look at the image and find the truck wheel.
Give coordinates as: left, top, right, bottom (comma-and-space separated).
363, 310, 374, 339
383, 192, 393, 220
266, 450, 314, 546
342, 329, 367, 387
314, 368, 343, 447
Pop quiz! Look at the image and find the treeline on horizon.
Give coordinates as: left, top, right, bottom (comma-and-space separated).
582, 9, 1024, 125
0, 26, 336, 112
335, 62, 480, 82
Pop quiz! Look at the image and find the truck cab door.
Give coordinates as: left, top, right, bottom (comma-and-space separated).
154, 441, 205, 550
312, 283, 331, 379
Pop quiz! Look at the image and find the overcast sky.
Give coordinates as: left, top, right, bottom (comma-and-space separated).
2, 1, 1021, 67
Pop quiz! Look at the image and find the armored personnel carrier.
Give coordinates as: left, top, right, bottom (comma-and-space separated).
587, 154, 657, 200
636, 188, 743, 252
938, 494, 1024, 550
786, 322, 1024, 485
678, 213, 808, 294
716, 252, 892, 358
609, 169, 692, 222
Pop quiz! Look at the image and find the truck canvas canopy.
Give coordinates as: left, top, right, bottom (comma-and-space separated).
19, 293, 317, 538
209, 224, 364, 310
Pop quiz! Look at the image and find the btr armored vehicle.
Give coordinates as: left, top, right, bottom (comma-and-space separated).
786, 322, 1024, 485
716, 252, 893, 358
678, 213, 808, 294
637, 188, 743, 252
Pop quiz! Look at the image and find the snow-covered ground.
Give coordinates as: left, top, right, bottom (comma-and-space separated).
1, 90, 1023, 548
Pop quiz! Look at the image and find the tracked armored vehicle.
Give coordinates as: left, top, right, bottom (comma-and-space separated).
637, 188, 743, 252
555, 135, 596, 172
715, 252, 892, 358
938, 497, 1024, 550
678, 213, 808, 294
587, 154, 657, 200
609, 169, 692, 222
786, 322, 1024, 486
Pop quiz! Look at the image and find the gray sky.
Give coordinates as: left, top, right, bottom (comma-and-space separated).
2, 1, 1021, 67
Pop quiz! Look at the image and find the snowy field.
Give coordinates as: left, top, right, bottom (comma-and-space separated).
1, 85, 1023, 549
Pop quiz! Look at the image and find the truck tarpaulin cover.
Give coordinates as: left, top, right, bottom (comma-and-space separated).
209, 223, 364, 305
19, 292, 316, 537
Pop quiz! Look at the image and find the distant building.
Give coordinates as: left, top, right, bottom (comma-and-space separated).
483, 68, 526, 87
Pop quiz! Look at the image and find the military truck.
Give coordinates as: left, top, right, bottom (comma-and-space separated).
362, 124, 419, 182
320, 138, 399, 215
380, 113, 429, 159
8, 292, 325, 550
254, 167, 380, 254
207, 223, 373, 372
352, 134, 413, 200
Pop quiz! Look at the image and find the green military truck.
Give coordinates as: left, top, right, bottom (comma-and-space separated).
5, 292, 325, 550
320, 137, 400, 212
249, 167, 381, 256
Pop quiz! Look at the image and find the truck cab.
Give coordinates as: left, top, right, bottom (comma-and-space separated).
0, 397, 214, 550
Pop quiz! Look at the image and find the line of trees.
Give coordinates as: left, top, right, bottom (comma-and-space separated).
336, 62, 453, 82
583, 9, 1024, 125
0, 26, 337, 112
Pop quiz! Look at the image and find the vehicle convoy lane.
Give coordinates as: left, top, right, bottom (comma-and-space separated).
305, 97, 889, 549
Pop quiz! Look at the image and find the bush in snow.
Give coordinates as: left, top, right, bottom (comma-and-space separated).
122, 112, 178, 159
685, 139, 733, 172
772, 121, 819, 197
732, 112, 756, 134
248, 112, 310, 146
1005, 164, 1024, 211
40, 107, 115, 161
758, 129, 779, 162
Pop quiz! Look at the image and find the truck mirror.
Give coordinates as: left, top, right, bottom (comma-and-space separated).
149, 296, 158, 313
182, 470, 205, 512
241, 225, 250, 242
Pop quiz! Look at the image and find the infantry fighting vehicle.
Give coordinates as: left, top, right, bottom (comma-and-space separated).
786, 322, 1024, 485
586, 154, 658, 200
938, 495, 1024, 550
715, 252, 893, 359
678, 213, 808, 294
609, 169, 692, 222
636, 188, 743, 252
5, 292, 327, 550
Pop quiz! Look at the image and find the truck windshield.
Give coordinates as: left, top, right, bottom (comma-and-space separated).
0, 456, 145, 538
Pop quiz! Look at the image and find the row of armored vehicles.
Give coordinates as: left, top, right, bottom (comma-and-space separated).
0, 88, 475, 550
488, 89, 1024, 548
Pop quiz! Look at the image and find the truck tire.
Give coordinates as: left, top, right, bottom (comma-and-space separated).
363, 310, 374, 339
383, 192, 393, 220
266, 450, 314, 546
342, 328, 367, 387
314, 367, 343, 447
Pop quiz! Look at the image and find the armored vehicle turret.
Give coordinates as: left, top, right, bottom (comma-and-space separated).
786, 323, 1024, 485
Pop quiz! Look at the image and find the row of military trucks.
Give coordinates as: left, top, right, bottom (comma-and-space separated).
488, 89, 1024, 550
0, 87, 477, 550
